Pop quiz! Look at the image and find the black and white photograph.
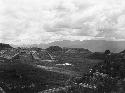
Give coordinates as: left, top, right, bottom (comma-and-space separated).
0, 0, 125, 93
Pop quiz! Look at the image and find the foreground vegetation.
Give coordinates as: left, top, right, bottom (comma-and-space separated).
0, 62, 70, 93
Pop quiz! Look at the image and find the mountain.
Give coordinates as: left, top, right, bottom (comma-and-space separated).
37, 40, 125, 53
12, 40, 125, 53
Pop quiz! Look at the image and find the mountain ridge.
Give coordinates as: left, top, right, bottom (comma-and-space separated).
11, 40, 125, 53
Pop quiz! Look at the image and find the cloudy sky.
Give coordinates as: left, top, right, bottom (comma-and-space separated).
1, 0, 125, 45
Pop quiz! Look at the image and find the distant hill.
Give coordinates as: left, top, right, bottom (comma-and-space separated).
37, 40, 125, 53
12, 40, 125, 53
64, 48, 91, 54
120, 50, 125, 53
0, 43, 12, 50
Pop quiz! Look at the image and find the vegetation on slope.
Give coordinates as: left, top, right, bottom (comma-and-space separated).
0, 61, 70, 93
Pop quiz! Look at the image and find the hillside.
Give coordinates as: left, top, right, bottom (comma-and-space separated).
0, 43, 12, 50
0, 62, 70, 93
0, 45, 125, 93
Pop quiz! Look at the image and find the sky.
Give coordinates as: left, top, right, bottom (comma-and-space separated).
1, 0, 125, 45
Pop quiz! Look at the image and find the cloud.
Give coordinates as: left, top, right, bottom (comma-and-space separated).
1, 0, 125, 44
